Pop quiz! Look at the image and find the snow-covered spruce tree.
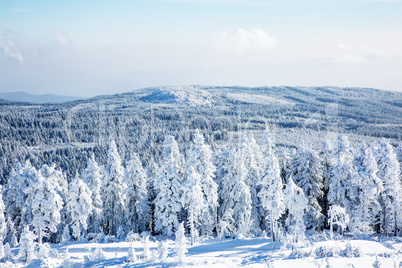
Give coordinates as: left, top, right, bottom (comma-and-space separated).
154, 135, 184, 237
40, 164, 68, 205
0, 186, 7, 244
319, 139, 332, 228
327, 135, 354, 214
290, 144, 325, 231
3, 160, 37, 234
375, 139, 402, 236
175, 222, 187, 263
102, 139, 126, 236
237, 133, 263, 236
350, 142, 383, 234
185, 129, 218, 236
124, 152, 150, 233
328, 205, 349, 238
181, 166, 205, 245
6, 217, 18, 247
157, 240, 168, 262
17, 226, 36, 263
218, 147, 252, 237
127, 242, 137, 263
258, 126, 285, 241
284, 176, 308, 246
67, 173, 93, 241
142, 235, 151, 261
82, 153, 103, 234
24, 170, 63, 244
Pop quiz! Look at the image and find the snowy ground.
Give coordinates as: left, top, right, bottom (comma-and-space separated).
3, 236, 402, 267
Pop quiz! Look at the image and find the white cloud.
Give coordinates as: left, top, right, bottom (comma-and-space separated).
212, 28, 278, 54
0, 43, 24, 66
53, 29, 71, 47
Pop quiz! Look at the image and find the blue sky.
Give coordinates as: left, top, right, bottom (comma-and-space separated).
1, 0, 402, 97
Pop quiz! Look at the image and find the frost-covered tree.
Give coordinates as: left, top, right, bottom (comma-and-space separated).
24, 171, 63, 244
291, 145, 324, 231
320, 140, 332, 227
375, 140, 402, 236
127, 243, 137, 263
66, 174, 93, 240
185, 130, 218, 236
327, 135, 354, 213
284, 176, 308, 245
218, 148, 252, 237
6, 217, 18, 247
157, 240, 168, 262
350, 143, 383, 234
124, 152, 150, 233
40, 164, 68, 204
238, 134, 263, 235
3, 161, 37, 233
0, 186, 7, 244
328, 205, 349, 238
17, 226, 36, 263
174, 222, 187, 262
142, 235, 151, 261
154, 135, 184, 237
181, 166, 205, 245
102, 139, 126, 235
258, 126, 285, 241
82, 153, 103, 234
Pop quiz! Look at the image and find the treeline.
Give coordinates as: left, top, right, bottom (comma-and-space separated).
0, 128, 401, 250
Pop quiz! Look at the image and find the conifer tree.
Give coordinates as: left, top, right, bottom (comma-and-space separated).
291, 145, 324, 231
175, 222, 187, 262
82, 153, 103, 234
157, 240, 168, 262
102, 139, 125, 235
284, 176, 308, 245
24, 170, 63, 244
154, 135, 184, 237
258, 127, 285, 241
67, 174, 93, 240
327, 135, 354, 214
350, 143, 383, 234
375, 140, 402, 236
182, 166, 205, 245
17, 226, 36, 263
186, 130, 218, 236
218, 148, 252, 237
124, 152, 150, 233
0, 186, 7, 244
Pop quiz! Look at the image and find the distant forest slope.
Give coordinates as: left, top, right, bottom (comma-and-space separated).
0, 85, 401, 181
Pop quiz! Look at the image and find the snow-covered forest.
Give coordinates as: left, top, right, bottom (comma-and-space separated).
1, 86, 402, 267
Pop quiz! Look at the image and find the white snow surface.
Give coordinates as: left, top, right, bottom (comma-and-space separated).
4, 237, 402, 267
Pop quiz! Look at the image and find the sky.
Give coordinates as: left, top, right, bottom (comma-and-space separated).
1, 0, 402, 97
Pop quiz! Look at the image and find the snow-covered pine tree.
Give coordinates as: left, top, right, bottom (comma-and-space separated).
241, 133, 264, 236
24, 170, 63, 244
375, 139, 402, 236
66, 173, 93, 241
102, 139, 126, 236
175, 222, 187, 263
127, 242, 137, 263
6, 217, 18, 247
154, 135, 184, 237
0, 186, 7, 244
17, 226, 36, 263
290, 144, 325, 231
284, 176, 308, 246
3, 160, 37, 235
40, 164, 68, 205
327, 135, 354, 214
157, 240, 168, 262
124, 152, 150, 233
185, 129, 218, 236
350, 142, 383, 234
319, 139, 332, 228
258, 126, 285, 241
142, 235, 151, 261
82, 153, 103, 234
181, 166, 205, 245
218, 147, 252, 237
327, 205, 349, 238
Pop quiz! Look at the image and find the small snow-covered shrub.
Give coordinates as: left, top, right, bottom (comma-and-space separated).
127, 243, 137, 263
314, 245, 340, 258
288, 248, 310, 259
126, 231, 140, 242
85, 247, 107, 263
341, 241, 362, 258
86, 232, 104, 242
157, 241, 168, 262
